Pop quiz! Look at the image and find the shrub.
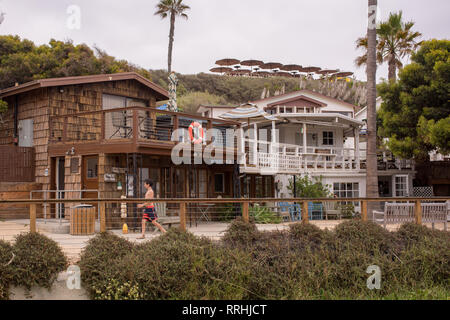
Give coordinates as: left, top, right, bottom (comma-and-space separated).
222, 218, 260, 246
11, 232, 67, 292
78, 232, 134, 299
114, 229, 252, 300
0, 240, 14, 300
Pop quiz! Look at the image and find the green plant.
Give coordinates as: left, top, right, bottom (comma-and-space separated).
0, 100, 7, 114
249, 204, 282, 224
78, 232, 134, 299
0, 240, 14, 300
11, 232, 67, 293
287, 175, 332, 198
338, 203, 356, 219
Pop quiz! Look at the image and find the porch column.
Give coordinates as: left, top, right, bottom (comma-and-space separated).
253, 123, 258, 165
354, 128, 360, 169
271, 120, 276, 154
302, 123, 307, 153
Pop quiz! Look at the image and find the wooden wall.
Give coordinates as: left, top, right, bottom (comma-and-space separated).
1, 79, 160, 193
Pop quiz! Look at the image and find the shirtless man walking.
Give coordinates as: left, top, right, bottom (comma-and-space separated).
137, 179, 166, 239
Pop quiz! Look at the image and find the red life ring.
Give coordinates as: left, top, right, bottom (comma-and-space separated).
188, 122, 204, 144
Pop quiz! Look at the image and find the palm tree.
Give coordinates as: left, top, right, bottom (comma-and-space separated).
355, 11, 422, 82
154, 0, 190, 73
366, 0, 378, 218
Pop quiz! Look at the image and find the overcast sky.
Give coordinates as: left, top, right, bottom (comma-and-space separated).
0, 0, 449, 82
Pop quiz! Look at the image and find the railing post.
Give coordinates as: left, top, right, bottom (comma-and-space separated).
361, 200, 368, 221
415, 200, 422, 225
30, 203, 36, 233
242, 202, 249, 223
179, 202, 186, 231
100, 202, 106, 232
132, 109, 138, 145
301, 201, 309, 223
101, 111, 105, 140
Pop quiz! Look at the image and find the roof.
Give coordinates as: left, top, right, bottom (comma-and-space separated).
197, 104, 236, 111
266, 95, 327, 108
251, 89, 359, 110
0, 72, 169, 100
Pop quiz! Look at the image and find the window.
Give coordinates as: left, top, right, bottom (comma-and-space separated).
333, 182, 359, 207
214, 173, 225, 193
394, 175, 408, 197
86, 158, 97, 178
322, 131, 334, 145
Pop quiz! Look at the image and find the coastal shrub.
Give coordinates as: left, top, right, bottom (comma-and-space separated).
0, 240, 14, 300
78, 232, 134, 299
11, 232, 67, 292
114, 229, 252, 300
221, 218, 260, 246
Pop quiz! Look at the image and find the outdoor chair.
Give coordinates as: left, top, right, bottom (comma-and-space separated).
277, 202, 291, 222
110, 111, 132, 138
308, 202, 323, 220
288, 204, 301, 221
322, 201, 341, 220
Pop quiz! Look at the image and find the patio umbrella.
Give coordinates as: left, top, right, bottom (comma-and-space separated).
280, 64, 302, 72
241, 59, 264, 73
300, 66, 322, 73
210, 67, 233, 74
316, 69, 339, 75
333, 71, 354, 77
215, 58, 241, 66
253, 71, 270, 77
273, 71, 293, 78
260, 62, 283, 70
219, 103, 278, 125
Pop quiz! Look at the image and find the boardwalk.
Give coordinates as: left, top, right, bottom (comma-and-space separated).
1, 219, 447, 263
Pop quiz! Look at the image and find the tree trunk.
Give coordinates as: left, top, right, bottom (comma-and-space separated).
167, 11, 176, 73
388, 54, 397, 82
366, 0, 379, 218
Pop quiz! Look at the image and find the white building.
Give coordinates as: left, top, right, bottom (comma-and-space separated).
203, 90, 416, 210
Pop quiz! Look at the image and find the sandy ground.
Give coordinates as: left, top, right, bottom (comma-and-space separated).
0, 219, 447, 263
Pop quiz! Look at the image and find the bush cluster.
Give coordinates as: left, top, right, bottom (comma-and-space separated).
0, 233, 68, 299
79, 221, 449, 300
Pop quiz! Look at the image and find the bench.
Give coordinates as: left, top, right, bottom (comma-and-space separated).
374, 202, 447, 230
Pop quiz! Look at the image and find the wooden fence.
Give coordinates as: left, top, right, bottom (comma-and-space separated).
0, 146, 35, 182
1, 197, 449, 233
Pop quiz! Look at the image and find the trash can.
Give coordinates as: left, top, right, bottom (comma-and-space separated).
70, 204, 96, 235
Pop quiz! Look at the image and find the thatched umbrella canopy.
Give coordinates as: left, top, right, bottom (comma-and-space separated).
333, 71, 354, 77
241, 59, 264, 67
316, 69, 339, 75
301, 66, 321, 73
215, 58, 241, 66
280, 64, 302, 72
210, 67, 233, 73
260, 62, 283, 70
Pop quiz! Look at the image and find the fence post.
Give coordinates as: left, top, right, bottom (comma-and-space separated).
179, 202, 186, 231
100, 202, 106, 232
242, 202, 249, 223
361, 200, 368, 221
30, 203, 36, 233
301, 201, 309, 223
414, 200, 422, 225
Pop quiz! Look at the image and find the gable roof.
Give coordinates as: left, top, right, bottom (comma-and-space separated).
0, 72, 169, 100
266, 95, 327, 108
251, 89, 358, 110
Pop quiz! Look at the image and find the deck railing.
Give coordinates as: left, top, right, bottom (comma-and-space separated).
1, 197, 448, 234
49, 106, 239, 147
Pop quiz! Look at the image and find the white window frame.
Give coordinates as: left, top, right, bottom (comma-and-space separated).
393, 175, 409, 197
322, 130, 334, 146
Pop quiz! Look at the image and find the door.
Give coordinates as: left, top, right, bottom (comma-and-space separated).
82, 156, 99, 200
18, 119, 33, 147
56, 157, 65, 218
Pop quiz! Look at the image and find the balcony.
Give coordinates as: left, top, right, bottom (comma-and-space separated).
48, 106, 239, 157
